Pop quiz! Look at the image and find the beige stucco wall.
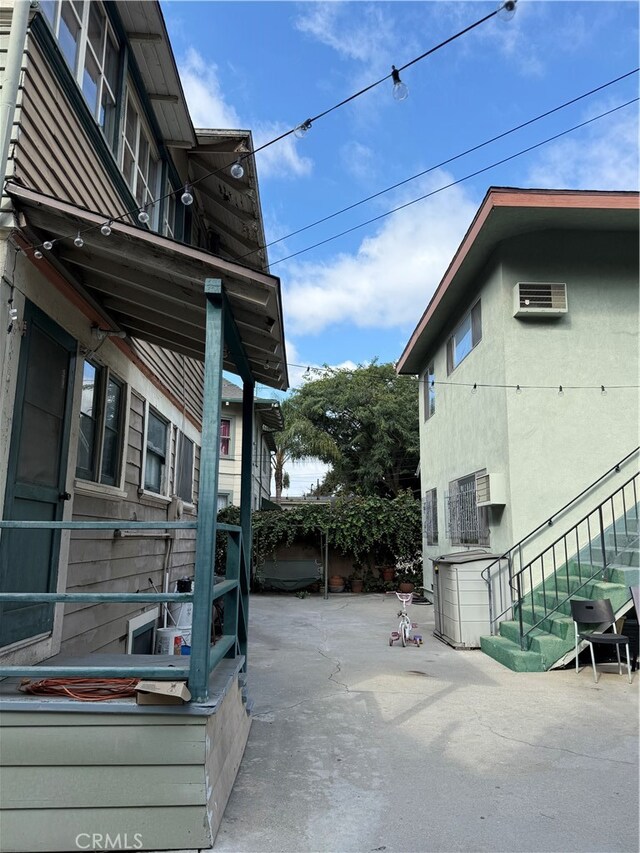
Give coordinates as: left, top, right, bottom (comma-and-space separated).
418, 228, 639, 592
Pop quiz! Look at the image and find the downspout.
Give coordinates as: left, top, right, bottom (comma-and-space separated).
0, 1, 32, 230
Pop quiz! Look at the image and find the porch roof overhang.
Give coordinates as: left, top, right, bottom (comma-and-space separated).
7, 183, 289, 391
397, 187, 640, 375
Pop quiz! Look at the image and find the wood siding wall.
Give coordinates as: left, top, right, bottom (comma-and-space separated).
0, 676, 251, 852
7, 20, 205, 425
63, 392, 197, 656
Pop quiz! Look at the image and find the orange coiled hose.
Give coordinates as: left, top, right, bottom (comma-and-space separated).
19, 677, 140, 701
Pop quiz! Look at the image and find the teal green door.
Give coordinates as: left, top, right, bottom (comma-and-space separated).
0, 303, 76, 648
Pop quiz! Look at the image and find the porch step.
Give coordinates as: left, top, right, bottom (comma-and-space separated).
479, 635, 545, 672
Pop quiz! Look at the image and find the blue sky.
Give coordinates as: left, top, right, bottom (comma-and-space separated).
162, 0, 638, 491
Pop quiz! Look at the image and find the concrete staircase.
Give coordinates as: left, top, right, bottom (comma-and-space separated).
480, 514, 639, 672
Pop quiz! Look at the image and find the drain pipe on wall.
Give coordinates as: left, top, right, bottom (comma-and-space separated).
0, 2, 33, 230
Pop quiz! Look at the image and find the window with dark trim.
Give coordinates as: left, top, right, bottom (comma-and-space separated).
446, 300, 482, 374
121, 90, 160, 222
175, 432, 194, 503
446, 471, 489, 546
76, 360, 124, 485
423, 488, 438, 545
144, 409, 168, 493
424, 362, 435, 420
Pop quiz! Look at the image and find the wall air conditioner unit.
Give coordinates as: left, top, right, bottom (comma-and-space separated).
513, 282, 567, 317
476, 473, 506, 507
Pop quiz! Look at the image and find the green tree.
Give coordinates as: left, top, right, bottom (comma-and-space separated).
283, 362, 419, 497
272, 398, 339, 499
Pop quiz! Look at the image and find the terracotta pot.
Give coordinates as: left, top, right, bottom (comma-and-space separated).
350, 579, 364, 593
329, 575, 343, 586
380, 567, 395, 582
399, 581, 415, 593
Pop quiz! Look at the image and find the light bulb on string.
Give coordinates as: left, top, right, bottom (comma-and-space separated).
34, 249, 43, 259
230, 160, 244, 180
601, 385, 607, 395
181, 185, 194, 206
9, 307, 18, 321
516, 384, 522, 394
101, 222, 112, 237
74, 233, 84, 248
294, 120, 312, 139
471, 383, 478, 394
137, 206, 150, 225
558, 385, 564, 397
391, 66, 409, 102
43, 240, 53, 251
497, 0, 517, 20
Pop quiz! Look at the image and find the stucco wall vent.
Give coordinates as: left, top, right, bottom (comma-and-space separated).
513, 282, 568, 317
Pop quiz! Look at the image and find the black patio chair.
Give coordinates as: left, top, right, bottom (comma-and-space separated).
570, 598, 632, 684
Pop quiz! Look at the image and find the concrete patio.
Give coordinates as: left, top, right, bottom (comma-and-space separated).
213, 592, 639, 853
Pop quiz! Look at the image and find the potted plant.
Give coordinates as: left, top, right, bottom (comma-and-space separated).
350, 563, 364, 593
328, 574, 345, 593
396, 554, 422, 593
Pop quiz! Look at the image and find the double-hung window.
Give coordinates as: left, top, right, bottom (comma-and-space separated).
446, 300, 482, 374
77, 360, 124, 486
144, 409, 168, 494
41, 1, 119, 151
220, 419, 231, 457
121, 92, 160, 224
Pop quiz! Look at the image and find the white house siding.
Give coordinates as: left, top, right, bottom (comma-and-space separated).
419, 228, 639, 592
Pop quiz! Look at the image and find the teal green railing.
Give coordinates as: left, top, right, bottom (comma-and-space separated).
0, 279, 255, 704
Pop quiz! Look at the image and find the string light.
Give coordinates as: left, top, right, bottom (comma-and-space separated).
137, 206, 150, 225
73, 233, 84, 248
294, 119, 312, 139
230, 160, 245, 179
498, 0, 518, 20
100, 222, 112, 237
15, 5, 546, 259
558, 385, 564, 396
516, 384, 522, 394
43, 240, 53, 251
34, 249, 43, 259
471, 383, 478, 394
391, 66, 409, 102
601, 385, 607, 395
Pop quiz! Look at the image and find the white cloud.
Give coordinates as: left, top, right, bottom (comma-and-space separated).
295, 2, 396, 65
252, 121, 313, 181
526, 102, 639, 191
281, 172, 477, 335
178, 50, 312, 181
179, 48, 241, 129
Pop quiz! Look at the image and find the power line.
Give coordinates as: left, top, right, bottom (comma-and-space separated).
267, 98, 639, 268
233, 69, 638, 263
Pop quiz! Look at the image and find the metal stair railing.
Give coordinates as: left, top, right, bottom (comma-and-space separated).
515, 529, 640, 650
481, 447, 639, 634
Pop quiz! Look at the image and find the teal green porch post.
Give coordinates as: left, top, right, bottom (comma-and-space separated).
238, 378, 255, 662
189, 278, 224, 703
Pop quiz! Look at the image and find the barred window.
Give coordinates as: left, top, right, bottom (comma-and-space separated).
423, 488, 438, 545
446, 472, 489, 546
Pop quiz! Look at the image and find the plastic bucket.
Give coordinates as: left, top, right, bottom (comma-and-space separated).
155, 627, 186, 656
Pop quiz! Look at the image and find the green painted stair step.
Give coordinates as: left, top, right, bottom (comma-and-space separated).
479, 635, 545, 672
498, 621, 570, 668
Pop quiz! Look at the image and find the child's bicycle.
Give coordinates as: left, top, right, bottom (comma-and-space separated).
389, 591, 422, 647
